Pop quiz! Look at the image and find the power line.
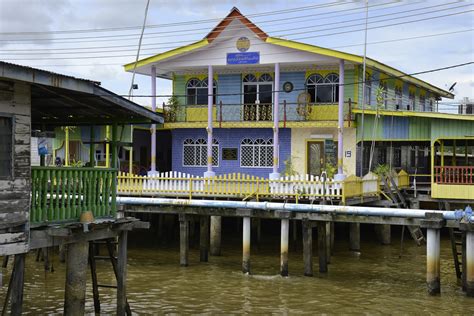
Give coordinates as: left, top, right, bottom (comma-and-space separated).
2, 8, 472, 61
0, 1, 374, 35
0, 1, 464, 46
18, 28, 474, 67
0, 1, 453, 55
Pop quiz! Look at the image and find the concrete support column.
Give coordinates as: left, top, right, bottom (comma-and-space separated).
465, 231, 474, 297
200, 216, 209, 262
302, 220, 313, 277
326, 222, 332, 263
280, 218, 289, 276
150, 65, 157, 174
64, 241, 89, 315
270, 62, 280, 179
242, 217, 251, 274
179, 214, 189, 267
349, 223, 361, 251
210, 215, 222, 256
376, 224, 391, 245
335, 59, 345, 181
204, 65, 215, 178
426, 228, 441, 295
318, 222, 328, 273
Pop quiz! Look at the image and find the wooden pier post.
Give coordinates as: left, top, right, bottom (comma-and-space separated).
210, 215, 222, 256
466, 231, 474, 297
380, 224, 391, 245
10, 254, 26, 316
200, 216, 209, 262
325, 222, 332, 263
179, 214, 189, 267
64, 241, 89, 315
117, 231, 128, 316
318, 222, 328, 273
349, 223, 361, 251
242, 217, 251, 274
302, 220, 313, 277
426, 228, 441, 295
280, 218, 290, 277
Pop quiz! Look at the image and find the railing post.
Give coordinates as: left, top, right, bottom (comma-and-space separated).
219, 100, 222, 128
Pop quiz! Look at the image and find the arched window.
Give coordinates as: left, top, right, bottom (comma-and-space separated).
186, 78, 217, 105
243, 74, 257, 82
183, 138, 219, 167
258, 73, 273, 82
240, 138, 273, 167
305, 73, 339, 103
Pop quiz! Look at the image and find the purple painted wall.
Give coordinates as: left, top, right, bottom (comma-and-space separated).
171, 128, 291, 178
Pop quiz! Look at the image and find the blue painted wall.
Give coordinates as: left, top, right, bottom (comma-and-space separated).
382, 116, 409, 139
171, 128, 291, 178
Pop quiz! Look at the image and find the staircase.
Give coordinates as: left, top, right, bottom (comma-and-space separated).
381, 174, 425, 245
89, 239, 132, 315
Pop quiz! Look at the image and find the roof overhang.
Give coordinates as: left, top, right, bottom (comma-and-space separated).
352, 108, 472, 121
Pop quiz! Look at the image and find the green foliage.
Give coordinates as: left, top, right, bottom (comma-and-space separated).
373, 163, 390, 176
323, 161, 337, 179
283, 157, 298, 176
164, 96, 179, 122
69, 159, 83, 168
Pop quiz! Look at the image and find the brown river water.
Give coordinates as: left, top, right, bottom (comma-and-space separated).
1, 221, 473, 314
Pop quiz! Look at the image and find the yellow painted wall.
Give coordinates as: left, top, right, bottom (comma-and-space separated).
308, 104, 338, 121
290, 127, 356, 175
186, 107, 217, 122
431, 183, 474, 200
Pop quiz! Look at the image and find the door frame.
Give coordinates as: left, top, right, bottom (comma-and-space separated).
306, 139, 325, 176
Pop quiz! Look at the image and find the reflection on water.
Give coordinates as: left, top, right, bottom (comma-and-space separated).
1, 226, 473, 314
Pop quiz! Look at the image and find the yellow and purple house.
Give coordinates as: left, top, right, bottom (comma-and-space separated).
124, 7, 473, 201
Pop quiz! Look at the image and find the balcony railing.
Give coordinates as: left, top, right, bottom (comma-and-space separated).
31, 167, 117, 224
164, 100, 354, 124
434, 166, 474, 184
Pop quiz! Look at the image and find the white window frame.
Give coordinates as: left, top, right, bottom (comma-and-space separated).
306, 73, 339, 103
395, 86, 403, 110
241, 73, 274, 104
240, 138, 273, 168
182, 138, 219, 167
186, 78, 217, 105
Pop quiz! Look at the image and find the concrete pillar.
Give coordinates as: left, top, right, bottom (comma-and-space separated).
200, 216, 209, 262
64, 241, 89, 315
116, 231, 128, 316
204, 65, 215, 178
302, 220, 313, 277
242, 217, 251, 274
335, 59, 345, 180
270, 62, 280, 179
318, 222, 328, 273
150, 66, 157, 174
349, 223, 361, 251
179, 214, 189, 267
380, 224, 391, 245
280, 218, 289, 276
325, 222, 332, 263
210, 215, 222, 256
466, 231, 474, 297
426, 228, 441, 295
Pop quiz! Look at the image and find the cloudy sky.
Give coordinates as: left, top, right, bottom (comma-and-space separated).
0, 0, 472, 111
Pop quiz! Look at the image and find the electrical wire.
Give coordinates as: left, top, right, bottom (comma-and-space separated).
2, 8, 472, 61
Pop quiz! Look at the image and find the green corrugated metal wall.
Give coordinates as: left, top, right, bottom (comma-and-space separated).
409, 117, 431, 140
431, 119, 474, 141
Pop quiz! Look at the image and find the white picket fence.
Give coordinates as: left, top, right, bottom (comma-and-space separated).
117, 171, 343, 199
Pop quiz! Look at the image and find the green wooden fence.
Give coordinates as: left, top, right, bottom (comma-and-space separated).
31, 167, 117, 223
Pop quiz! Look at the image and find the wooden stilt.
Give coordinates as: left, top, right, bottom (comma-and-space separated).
89, 242, 101, 314
210, 215, 222, 256
117, 231, 129, 316
4, 253, 26, 316
2, 255, 9, 268
64, 241, 89, 315
200, 216, 209, 262
318, 222, 328, 273
302, 220, 313, 277
325, 222, 331, 264
349, 223, 361, 251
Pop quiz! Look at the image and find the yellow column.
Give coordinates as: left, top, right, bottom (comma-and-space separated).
65, 127, 69, 167
453, 140, 456, 166
440, 141, 444, 167
105, 125, 110, 168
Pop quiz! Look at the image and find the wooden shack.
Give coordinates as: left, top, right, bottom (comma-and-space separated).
0, 61, 162, 315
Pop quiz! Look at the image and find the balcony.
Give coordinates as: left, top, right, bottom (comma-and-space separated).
432, 166, 474, 200
31, 167, 117, 224
163, 100, 354, 126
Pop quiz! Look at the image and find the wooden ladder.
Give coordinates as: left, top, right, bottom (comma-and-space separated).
382, 175, 425, 246
89, 239, 132, 315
